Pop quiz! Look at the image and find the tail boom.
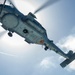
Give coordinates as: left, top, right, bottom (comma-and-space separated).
44, 39, 75, 68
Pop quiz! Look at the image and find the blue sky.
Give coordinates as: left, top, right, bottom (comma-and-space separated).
0, 0, 75, 75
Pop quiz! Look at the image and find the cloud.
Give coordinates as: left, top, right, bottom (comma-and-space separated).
32, 57, 56, 75
69, 60, 75, 70
57, 34, 75, 70
39, 57, 56, 69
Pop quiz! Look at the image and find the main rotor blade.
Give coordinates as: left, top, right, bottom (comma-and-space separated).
0, 31, 6, 38
34, 0, 59, 14
7, 0, 16, 8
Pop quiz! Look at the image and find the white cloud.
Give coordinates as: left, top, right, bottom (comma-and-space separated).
69, 60, 75, 70
57, 34, 75, 70
57, 34, 75, 52
39, 57, 56, 69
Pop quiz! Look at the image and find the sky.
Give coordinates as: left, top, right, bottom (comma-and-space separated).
0, 0, 75, 75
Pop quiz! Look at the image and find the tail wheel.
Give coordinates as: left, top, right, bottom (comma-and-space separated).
44, 46, 48, 51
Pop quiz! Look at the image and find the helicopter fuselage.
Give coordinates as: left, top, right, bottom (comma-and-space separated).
0, 4, 69, 56
0, 4, 48, 45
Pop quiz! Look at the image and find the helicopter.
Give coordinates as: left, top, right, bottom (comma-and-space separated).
0, 0, 75, 68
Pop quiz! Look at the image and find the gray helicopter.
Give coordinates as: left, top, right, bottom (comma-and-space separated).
0, 0, 75, 68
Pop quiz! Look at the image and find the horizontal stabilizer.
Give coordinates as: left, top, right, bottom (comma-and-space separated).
60, 53, 75, 68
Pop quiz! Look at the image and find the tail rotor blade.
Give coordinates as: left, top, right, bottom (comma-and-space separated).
34, 0, 59, 14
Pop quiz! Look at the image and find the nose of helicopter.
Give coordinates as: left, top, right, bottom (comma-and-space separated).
1, 13, 19, 30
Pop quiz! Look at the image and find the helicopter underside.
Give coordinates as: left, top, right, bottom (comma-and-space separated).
0, 5, 47, 45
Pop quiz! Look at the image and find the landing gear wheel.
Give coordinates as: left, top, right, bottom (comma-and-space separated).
8, 32, 12, 37
44, 46, 48, 51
